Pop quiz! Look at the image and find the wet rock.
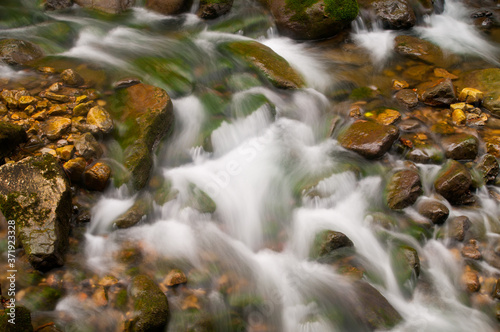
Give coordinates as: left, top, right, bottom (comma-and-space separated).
128, 274, 170, 332
452, 108, 466, 126
56, 144, 74, 161
395, 88, 419, 108
72, 101, 93, 116
441, 133, 478, 160
0, 121, 27, 162
114, 196, 151, 229
421, 78, 457, 106
40, 91, 72, 103
0, 305, 33, 332
263, 0, 359, 40
108, 83, 174, 191
74, 0, 135, 14
392, 245, 420, 296
315, 230, 354, 257
44, 0, 74, 11
113, 77, 141, 89
448, 216, 471, 242
417, 199, 449, 225
0, 154, 71, 270
386, 169, 422, 210
398, 118, 421, 131
61, 69, 84, 87
354, 281, 402, 330
459, 87, 483, 104
475, 154, 499, 184
365, 108, 401, 125
83, 162, 111, 191
197, 0, 233, 19
86, 106, 113, 134
0, 39, 44, 66
462, 239, 482, 260
462, 265, 480, 292
359, 0, 416, 29
164, 269, 188, 287
494, 279, 500, 299
145, 0, 192, 15
63, 157, 86, 183
434, 67, 458, 80
459, 68, 500, 117
222, 41, 304, 89
338, 120, 399, 159
434, 160, 474, 205
43, 116, 71, 140
394, 35, 452, 66
72, 132, 103, 160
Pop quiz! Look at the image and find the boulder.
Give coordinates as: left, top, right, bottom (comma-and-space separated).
128, 274, 170, 332
0, 154, 71, 270
108, 83, 174, 191
394, 35, 452, 66
417, 199, 449, 225
74, 0, 135, 14
358, 0, 416, 29
434, 160, 474, 205
386, 169, 422, 209
0, 39, 44, 66
221, 40, 304, 89
475, 154, 499, 184
337, 120, 399, 159
264, 0, 359, 40
420, 78, 456, 106
197, 0, 233, 19
459, 68, 500, 117
441, 133, 478, 160
145, 0, 193, 15
0, 121, 27, 162
83, 162, 111, 191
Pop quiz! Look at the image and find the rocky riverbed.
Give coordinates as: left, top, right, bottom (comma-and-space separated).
1, 0, 500, 331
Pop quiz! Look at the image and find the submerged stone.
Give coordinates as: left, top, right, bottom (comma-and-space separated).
0, 39, 44, 66
114, 196, 151, 229
386, 169, 422, 210
394, 35, 453, 66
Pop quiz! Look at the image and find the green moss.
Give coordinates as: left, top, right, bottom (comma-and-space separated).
349, 86, 375, 100
115, 289, 129, 311
285, 0, 359, 22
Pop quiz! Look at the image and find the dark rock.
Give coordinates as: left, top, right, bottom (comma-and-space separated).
74, 0, 135, 14
494, 279, 500, 299
221, 40, 304, 89
441, 133, 478, 160
475, 154, 499, 184
0, 121, 27, 162
73, 132, 103, 160
421, 78, 456, 106
145, 0, 193, 15
44, 0, 74, 10
386, 169, 422, 210
128, 274, 170, 332
61, 69, 84, 87
83, 162, 111, 191
359, 0, 416, 29
0, 39, 44, 66
264, 0, 359, 40
434, 160, 474, 205
394, 88, 419, 108
114, 196, 151, 229
0, 154, 71, 270
113, 77, 141, 89
417, 199, 449, 225
316, 230, 354, 257
338, 120, 399, 159
197, 0, 233, 19
0, 305, 33, 332
448, 216, 471, 241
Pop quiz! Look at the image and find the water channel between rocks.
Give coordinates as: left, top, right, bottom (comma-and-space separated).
2, 0, 500, 331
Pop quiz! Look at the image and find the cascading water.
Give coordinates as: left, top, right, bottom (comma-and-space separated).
2, 0, 500, 331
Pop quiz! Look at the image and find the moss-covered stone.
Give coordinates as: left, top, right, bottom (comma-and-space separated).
459, 68, 500, 117
0, 38, 44, 66
73, 0, 135, 14
221, 41, 304, 89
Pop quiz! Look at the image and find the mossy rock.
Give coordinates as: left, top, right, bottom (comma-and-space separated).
264, 0, 359, 40
18, 286, 62, 311
0, 305, 33, 332
0, 38, 44, 66
187, 184, 217, 214
390, 244, 420, 297
459, 68, 500, 117
0, 121, 27, 162
312, 230, 354, 259
221, 40, 304, 89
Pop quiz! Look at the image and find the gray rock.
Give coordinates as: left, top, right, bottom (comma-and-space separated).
73, 132, 103, 160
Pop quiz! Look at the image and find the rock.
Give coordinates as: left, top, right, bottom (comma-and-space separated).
164, 269, 188, 287
462, 239, 482, 260
448, 216, 471, 242
0, 305, 33, 332
386, 169, 422, 210
0, 154, 71, 270
441, 133, 478, 160
392, 245, 420, 296
0, 39, 44, 66
459, 68, 500, 117
398, 119, 421, 131
73, 132, 103, 160
475, 154, 499, 184
221, 40, 304, 89
83, 162, 111, 191
365, 108, 401, 125
395, 88, 419, 108
421, 78, 456, 106
72, 101, 94, 116
452, 108, 466, 126
145, 0, 192, 15
462, 265, 480, 292
56, 144, 74, 161
417, 199, 449, 225
0, 121, 27, 162
114, 196, 150, 229
197, 0, 233, 19
74, 0, 135, 14
316, 230, 354, 257
434, 67, 458, 80
113, 77, 141, 89
459, 88, 483, 104
63, 157, 86, 183
494, 279, 500, 299
61, 69, 84, 87
188, 184, 217, 213
43, 117, 72, 141
263, 0, 359, 40
128, 274, 170, 332
40, 91, 72, 103
359, 0, 416, 29
338, 120, 399, 159
394, 35, 452, 66
108, 83, 174, 191
86, 106, 113, 134
434, 160, 474, 205
44, 0, 74, 11
354, 281, 402, 330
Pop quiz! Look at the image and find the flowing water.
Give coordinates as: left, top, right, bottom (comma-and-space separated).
2, 0, 500, 331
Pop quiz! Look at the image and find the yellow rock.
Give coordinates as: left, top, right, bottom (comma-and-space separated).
87, 106, 113, 134
459, 88, 484, 104
56, 145, 74, 161
365, 108, 401, 125
44, 116, 72, 140
18, 96, 38, 108
434, 68, 458, 79
393, 80, 409, 90
75, 95, 89, 103
452, 109, 466, 126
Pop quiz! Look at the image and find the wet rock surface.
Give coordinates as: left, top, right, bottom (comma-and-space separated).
434, 160, 474, 205
386, 169, 423, 210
